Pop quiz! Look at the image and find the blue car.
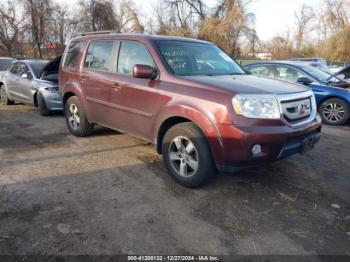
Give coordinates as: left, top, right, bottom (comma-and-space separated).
244, 61, 350, 125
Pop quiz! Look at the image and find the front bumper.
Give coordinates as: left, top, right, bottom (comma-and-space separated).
41, 90, 63, 111
215, 116, 322, 173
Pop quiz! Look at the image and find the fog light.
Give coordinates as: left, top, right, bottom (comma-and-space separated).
251, 144, 262, 156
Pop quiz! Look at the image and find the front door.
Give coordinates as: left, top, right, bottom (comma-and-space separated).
110, 40, 162, 140
16, 63, 34, 104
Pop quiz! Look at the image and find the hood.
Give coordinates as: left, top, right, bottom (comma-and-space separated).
40, 55, 61, 79
34, 78, 59, 88
181, 74, 309, 95
334, 65, 350, 76
330, 65, 350, 81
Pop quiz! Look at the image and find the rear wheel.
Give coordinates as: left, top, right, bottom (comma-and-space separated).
162, 122, 216, 188
65, 96, 93, 137
37, 92, 51, 116
320, 98, 350, 126
0, 85, 14, 105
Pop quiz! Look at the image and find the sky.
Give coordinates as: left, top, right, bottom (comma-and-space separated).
59, 0, 325, 41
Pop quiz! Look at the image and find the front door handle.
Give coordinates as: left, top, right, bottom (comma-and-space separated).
112, 82, 122, 90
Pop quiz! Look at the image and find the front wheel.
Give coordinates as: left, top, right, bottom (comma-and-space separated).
0, 85, 14, 105
65, 96, 93, 137
162, 122, 216, 188
37, 92, 51, 116
320, 98, 350, 126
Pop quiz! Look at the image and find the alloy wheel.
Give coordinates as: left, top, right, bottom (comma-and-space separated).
168, 136, 199, 178
68, 103, 80, 130
322, 102, 345, 123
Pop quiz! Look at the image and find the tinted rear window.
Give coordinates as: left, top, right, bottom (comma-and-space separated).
64, 41, 84, 68
0, 59, 14, 71
84, 41, 114, 71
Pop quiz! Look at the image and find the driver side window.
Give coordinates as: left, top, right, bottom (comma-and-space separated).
117, 41, 155, 76
275, 66, 307, 83
10, 63, 19, 74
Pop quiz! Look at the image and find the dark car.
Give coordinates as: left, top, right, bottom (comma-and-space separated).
0, 57, 62, 115
59, 33, 321, 187
244, 61, 350, 125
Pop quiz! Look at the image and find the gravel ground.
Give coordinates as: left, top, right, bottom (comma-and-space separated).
0, 104, 349, 257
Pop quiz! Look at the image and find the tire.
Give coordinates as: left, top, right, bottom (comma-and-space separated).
0, 85, 14, 105
65, 96, 93, 137
162, 122, 216, 188
319, 98, 350, 126
37, 92, 51, 116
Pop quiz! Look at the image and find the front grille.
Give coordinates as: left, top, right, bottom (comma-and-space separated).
281, 98, 311, 122
277, 91, 316, 127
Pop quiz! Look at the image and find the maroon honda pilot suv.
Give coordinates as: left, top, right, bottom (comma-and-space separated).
59, 33, 321, 187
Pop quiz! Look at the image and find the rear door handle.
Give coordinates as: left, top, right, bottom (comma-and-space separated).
81, 78, 87, 84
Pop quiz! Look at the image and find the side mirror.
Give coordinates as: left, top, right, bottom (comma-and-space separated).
21, 72, 33, 80
133, 64, 157, 79
297, 76, 313, 86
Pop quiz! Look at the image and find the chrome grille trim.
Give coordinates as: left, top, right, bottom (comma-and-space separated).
276, 91, 317, 127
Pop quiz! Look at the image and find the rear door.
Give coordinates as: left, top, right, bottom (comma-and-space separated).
81, 40, 119, 126
4, 63, 19, 98
7, 62, 30, 102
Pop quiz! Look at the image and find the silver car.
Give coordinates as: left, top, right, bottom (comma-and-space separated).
0, 57, 62, 115
0, 57, 16, 82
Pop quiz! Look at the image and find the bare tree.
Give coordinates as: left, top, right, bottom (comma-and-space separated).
199, 0, 254, 56
0, 1, 26, 56
24, 0, 53, 58
115, 0, 144, 33
78, 0, 116, 32
267, 32, 293, 60
294, 4, 315, 51
77, 0, 143, 34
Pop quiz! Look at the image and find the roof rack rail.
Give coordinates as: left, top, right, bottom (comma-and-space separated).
81, 30, 121, 36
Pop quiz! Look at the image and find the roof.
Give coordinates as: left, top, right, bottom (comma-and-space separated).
289, 57, 326, 61
0, 57, 16, 60
18, 59, 49, 65
72, 33, 210, 44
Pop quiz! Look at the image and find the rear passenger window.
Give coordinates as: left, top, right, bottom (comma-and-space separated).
248, 65, 274, 77
64, 41, 84, 68
84, 41, 114, 71
117, 41, 154, 75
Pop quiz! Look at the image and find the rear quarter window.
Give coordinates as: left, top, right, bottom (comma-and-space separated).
64, 41, 84, 68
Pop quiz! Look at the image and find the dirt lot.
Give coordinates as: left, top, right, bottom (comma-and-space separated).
0, 104, 349, 256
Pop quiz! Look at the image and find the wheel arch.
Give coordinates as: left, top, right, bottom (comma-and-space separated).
154, 107, 224, 164
33, 91, 38, 107
318, 95, 350, 109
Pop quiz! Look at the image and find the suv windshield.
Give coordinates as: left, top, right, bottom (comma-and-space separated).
155, 40, 245, 76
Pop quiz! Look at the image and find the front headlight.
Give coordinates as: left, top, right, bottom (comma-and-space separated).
232, 94, 281, 119
37, 84, 58, 93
